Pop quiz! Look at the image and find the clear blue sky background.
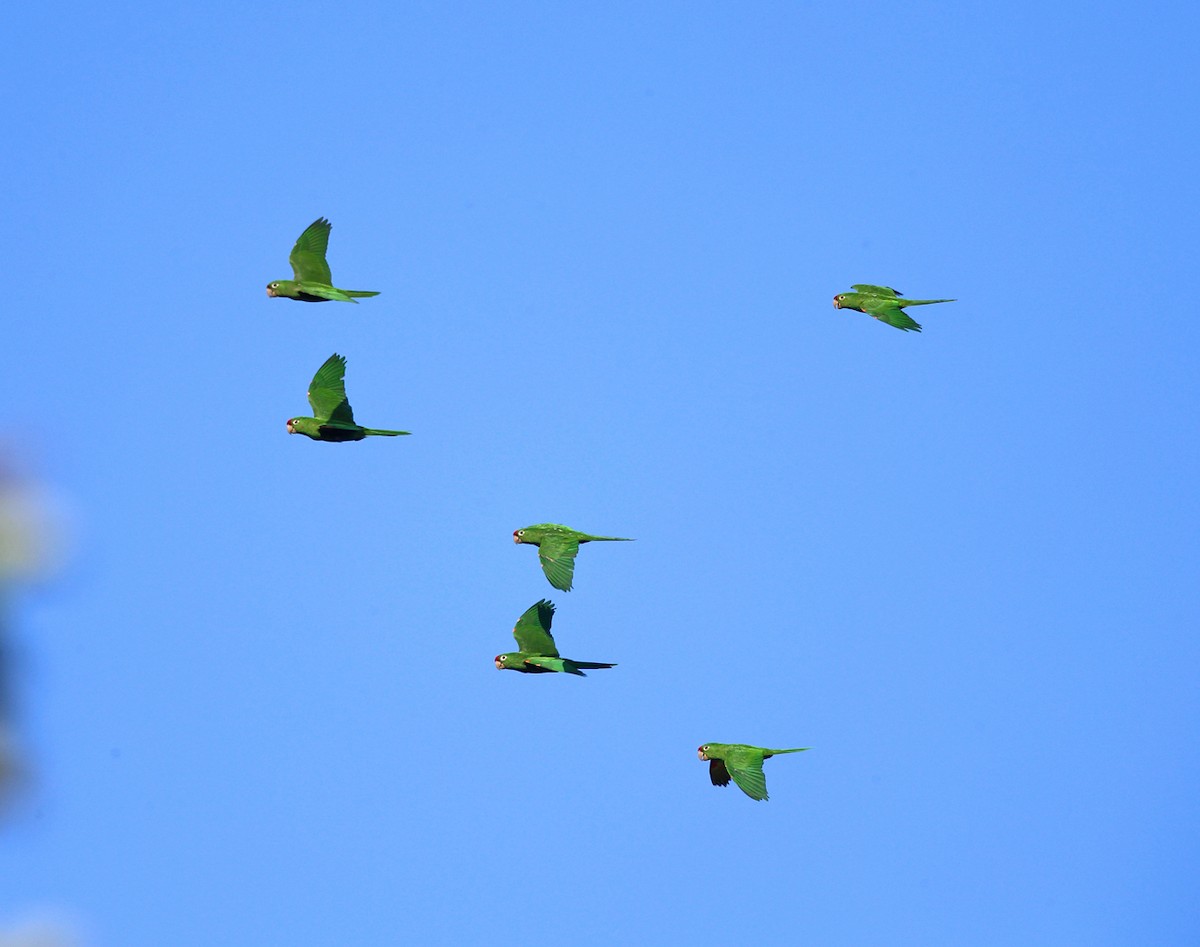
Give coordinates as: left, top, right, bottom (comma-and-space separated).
3, 2, 1197, 944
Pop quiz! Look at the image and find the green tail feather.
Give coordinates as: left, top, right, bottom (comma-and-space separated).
364, 428, 411, 437
344, 290, 381, 298
899, 298, 955, 306
555, 659, 617, 676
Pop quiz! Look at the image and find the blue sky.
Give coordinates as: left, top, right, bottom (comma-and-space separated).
2, 2, 1197, 944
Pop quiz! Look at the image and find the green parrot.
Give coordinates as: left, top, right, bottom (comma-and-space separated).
287, 353, 410, 441
266, 217, 380, 303
512, 523, 634, 591
832, 284, 955, 332
494, 599, 616, 676
697, 743, 810, 801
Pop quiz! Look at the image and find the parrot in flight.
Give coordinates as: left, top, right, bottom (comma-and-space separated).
512, 523, 633, 591
287, 353, 410, 441
697, 743, 810, 801
266, 217, 380, 303
494, 600, 616, 676
832, 284, 954, 332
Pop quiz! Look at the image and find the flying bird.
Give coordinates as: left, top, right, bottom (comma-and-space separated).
513, 523, 633, 591
266, 217, 380, 303
697, 743, 810, 801
287, 353, 410, 441
494, 600, 616, 676
832, 284, 955, 332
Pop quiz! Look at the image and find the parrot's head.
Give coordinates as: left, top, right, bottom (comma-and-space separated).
512, 528, 527, 544
494, 653, 517, 670
832, 294, 845, 309
697, 744, 711, 761
286, 417, 320, 438
267, 282, 281, 297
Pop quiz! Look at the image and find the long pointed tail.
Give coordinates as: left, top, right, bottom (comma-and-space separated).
364, 428, 411, 437
899, 298, 955, 307
583, 535, 635, 542
344, 290, 381, 298
766, 747, 811, 756
561, 659, 617, 676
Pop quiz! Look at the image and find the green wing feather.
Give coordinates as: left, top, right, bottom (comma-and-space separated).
512, 600, 558, 655
522, 656, 584, 675
724, 749, 770, 801
292, 282, 355, 302
538, 537, 580, 591
864, 301, 922, 332
290, 218, 334, 284
307, 353, 356, 423
851, 284, 901, 297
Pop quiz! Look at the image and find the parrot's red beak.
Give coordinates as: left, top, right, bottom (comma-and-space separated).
267, 286, 277, 297
286, 419, 295, 434
697, 747, 708, 760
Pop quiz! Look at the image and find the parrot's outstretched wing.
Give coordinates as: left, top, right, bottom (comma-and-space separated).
512, 600, 558, 655
538, 537, 580, 591
724, 751, 770, 801
290, 218, 334, 284
851, 284, 901, 297
307, 354, 356, 423
864, 301, 922, 332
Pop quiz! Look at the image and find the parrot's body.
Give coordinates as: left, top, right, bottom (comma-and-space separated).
697, 743, 810, 801
267, 217, 380, 303
512, 523, 633, 591
494, 600, 615, 676
287, 353, 409, 442
833, 284, 954, 332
